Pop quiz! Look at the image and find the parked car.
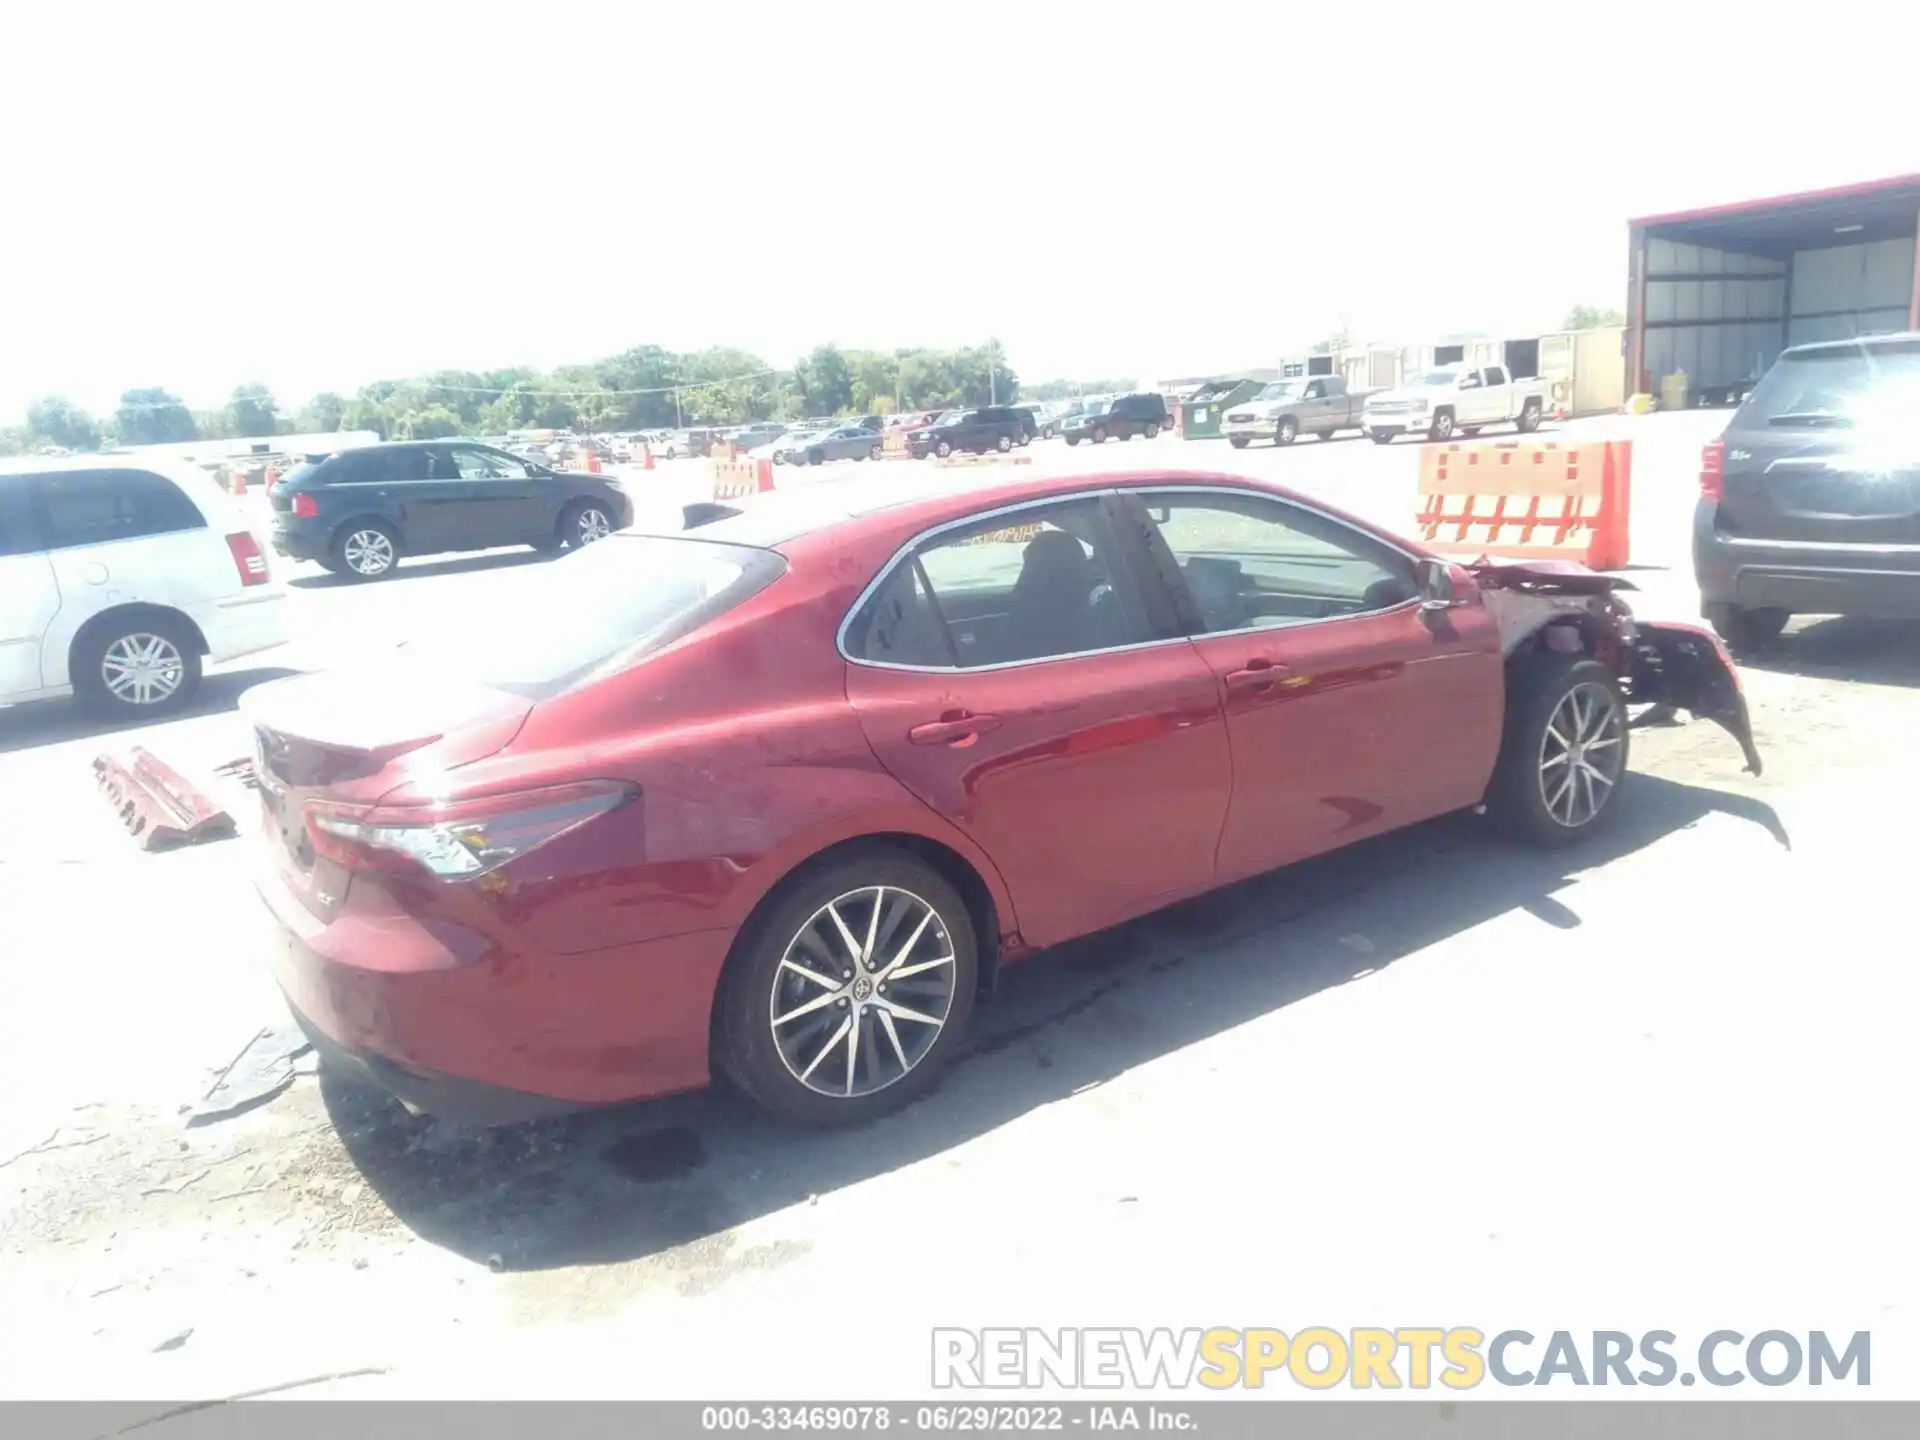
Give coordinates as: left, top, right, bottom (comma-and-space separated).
1222, 376, 1378, 447
730, 423, 788, 452
658, 429, 721, 460
905, 406, 1030, 458
246, 466, 1758, 1129
769, 428, 829, 464
1362, 365, 1549, 444
0, 457, 288, 716
1695, 330, 1920, 649
785, 424, 887, 465
1013, 404, 1052, 441
267, 440, 633, 581
1062, 393, 1169, 445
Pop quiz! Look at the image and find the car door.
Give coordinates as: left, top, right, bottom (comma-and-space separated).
442, 444, 548, 546
1112, 485, 1505, 884
342, 445, 461, 554
1476, 366, 1511, 426
1298, 379, 1330, 432
0, 480, 59, 697
842, 493, 1233, 948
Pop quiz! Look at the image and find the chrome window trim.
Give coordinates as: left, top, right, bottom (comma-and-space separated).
836, 481, 1431, 674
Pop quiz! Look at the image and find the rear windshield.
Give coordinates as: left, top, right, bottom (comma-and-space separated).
1736, 340, 1920, 429
395, 533, 786, 699
279, 460, 328, 489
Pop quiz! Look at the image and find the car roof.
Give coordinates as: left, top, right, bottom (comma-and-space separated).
1781, 329, 1920, 358
675, 466, 1320, 552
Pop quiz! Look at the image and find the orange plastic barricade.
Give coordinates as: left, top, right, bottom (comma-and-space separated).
712, 455, 775, 501
1415, 440, 1631, 572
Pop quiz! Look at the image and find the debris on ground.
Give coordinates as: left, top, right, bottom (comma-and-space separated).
187, 1021, 315, 1128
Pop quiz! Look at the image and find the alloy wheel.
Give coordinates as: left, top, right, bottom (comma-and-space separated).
101, 633, 185, 707
1538, 682, 1624, 828
344, 529, 395, 576
768, 885, 958, 1099
576, 507, 612, 543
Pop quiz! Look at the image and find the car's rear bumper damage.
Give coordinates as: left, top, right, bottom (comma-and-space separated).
1469, 559, 1762, 776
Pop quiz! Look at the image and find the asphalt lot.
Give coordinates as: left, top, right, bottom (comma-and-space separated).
3, 414, 1918, 1403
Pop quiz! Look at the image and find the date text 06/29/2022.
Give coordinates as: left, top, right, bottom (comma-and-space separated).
931, 1327, 1872, 1391
703, 1405, 1188, 1432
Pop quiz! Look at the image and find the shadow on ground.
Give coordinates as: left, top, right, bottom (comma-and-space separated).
0, 665, 301, 757
1738, 617, 1920, 690
325, 770, 1786, 1273
288, 549, 550, 589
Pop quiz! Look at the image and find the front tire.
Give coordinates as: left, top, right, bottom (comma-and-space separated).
1145, 422, 1161, 439
1428, 409, 1456, 442
1485, 654, 1628, 848
1706, 603, 1789, 651
868, 443, 883, 460
935, 440, 953, 459
1275, 417, 1298, 445
1092, 425, 1108, 444
73, 614, 204, 718
558, 499, 614, 550
716, 848, 978, 1127
996, 434, 1012, 453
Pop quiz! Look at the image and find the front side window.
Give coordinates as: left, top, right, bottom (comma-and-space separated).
32, 469, 205, 551
450, 446, 530, 480
1126, 490, 1418, 633
1483, 366, 1508, 387
846, 497, 1151, 669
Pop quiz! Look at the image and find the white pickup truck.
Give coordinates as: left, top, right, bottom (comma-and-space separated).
1361, 363, 1549, 444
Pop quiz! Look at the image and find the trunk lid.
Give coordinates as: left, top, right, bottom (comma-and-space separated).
241, 659, 533, 917
1715, 336, 1920, 545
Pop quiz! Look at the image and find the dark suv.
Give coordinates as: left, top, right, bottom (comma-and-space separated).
269, 440, 633, 580
905, 406, 1030, 458
1062, 392, 1169, 445
1695, 331, 1920, 648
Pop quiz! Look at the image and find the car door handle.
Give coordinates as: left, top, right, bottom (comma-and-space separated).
908, 712, 1002, 746
1224, 660, 1288, 691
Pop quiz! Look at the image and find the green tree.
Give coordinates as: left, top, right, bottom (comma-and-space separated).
25, 395, 101, 451
341, 395, 391, 439
298, 392, 347, 432
793, 343, 854, 416
396, 405, 462, 439
848, 350, 900, 413
228, 383, 280, 438
113, 388, 197, 444
1563, 304, 1625, 331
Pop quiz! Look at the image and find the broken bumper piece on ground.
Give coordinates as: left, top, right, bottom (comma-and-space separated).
92, 747, 238, 851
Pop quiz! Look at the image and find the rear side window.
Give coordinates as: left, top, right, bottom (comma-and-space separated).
32, 469, 205, 551
0, 481, 39, 557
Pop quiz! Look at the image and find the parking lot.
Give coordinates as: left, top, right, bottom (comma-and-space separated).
4, 414, 1919, 1401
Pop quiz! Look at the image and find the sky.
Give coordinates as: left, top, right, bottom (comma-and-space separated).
3, 0, 1915, 423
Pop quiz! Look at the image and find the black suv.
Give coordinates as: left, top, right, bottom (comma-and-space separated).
1695, 331, 1920, 647
1062, 393, 1169, 444
905, 406, 1030, 459
269, 440, 633, 580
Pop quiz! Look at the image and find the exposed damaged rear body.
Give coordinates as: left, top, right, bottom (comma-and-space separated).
1469, 558, 1761, 775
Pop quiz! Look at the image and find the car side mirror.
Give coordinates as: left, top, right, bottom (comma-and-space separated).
1417, 559, 1457, 610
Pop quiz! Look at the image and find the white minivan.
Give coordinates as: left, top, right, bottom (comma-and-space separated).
0, 457, 289, 717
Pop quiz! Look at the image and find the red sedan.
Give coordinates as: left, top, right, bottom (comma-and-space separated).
246, 468, 1759, 1128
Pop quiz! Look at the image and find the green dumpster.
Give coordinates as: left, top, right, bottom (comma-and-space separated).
1177, 379, 1266, 440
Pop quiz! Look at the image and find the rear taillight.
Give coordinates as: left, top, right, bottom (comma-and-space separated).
292, 492, 319, 518
304, 780, 632, 880
225, 531, 270, 586
1700, 439, 1725, 501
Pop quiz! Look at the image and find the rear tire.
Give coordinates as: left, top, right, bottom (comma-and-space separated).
1484, 654, 1628, 849
1706, 603, 1789, 651
996, 434, 1012, 453
1145, 422, 1161, 439
333, 521, 401, 580
716, 848, 978, 1127
1228, 436, 1250, 450
72, 612, 204, 719
868, 443, 883, 460
1093, 426, 1108, 444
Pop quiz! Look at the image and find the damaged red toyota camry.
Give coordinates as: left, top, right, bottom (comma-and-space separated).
245, 469, 1760, 1128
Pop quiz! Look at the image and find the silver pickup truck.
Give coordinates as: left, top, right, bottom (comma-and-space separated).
1221, 375, 1377, 447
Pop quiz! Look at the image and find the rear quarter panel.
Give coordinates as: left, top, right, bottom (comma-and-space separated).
457, 538, 1018, 959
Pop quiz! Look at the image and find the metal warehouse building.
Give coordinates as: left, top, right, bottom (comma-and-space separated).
1625, 173, 1920, 406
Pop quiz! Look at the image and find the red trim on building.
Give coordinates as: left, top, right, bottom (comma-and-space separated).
1629, 173, 1920, 230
